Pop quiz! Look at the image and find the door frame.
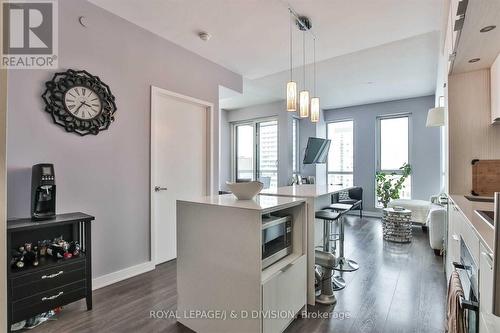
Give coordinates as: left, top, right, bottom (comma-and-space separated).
150, 86, 214, 264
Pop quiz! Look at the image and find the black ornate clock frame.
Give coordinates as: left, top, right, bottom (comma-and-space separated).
42, 69, 117, 136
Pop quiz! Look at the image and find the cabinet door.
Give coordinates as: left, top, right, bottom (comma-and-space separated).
262, 255, 306, 333
479, 244, 500, 332
491, 54, 500, 123
447, 203, 461, 281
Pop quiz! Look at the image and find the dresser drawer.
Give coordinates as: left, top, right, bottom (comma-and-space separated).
12, 280, 86, 323
10, 260, 85, 300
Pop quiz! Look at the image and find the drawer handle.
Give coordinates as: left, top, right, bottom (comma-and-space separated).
41, 271, 64, 279
481, 251, 493, 268
41, 291, 63, 301
281, 263, 294, 272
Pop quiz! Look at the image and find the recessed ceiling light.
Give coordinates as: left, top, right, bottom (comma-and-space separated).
480, 25, 496, 33
198, 32, 211, 41
468, 58, 480, 63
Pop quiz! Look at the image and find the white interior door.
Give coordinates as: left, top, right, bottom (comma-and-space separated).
151, 87, 209, 265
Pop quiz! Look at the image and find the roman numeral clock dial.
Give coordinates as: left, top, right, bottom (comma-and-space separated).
42, 69, 117, 136
64, 86, 102, 120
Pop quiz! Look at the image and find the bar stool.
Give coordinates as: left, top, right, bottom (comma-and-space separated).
315, 220, 346, 291
325, 203, 360, 272
314, 210, 341, 305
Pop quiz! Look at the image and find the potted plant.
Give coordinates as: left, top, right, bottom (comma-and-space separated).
375, 163, 412, 208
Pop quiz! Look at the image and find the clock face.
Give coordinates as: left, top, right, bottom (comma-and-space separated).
64, 86, 102, 120
43, 69, 117, 136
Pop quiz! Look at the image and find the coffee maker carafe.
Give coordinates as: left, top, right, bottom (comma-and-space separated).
31, 164, 56, 220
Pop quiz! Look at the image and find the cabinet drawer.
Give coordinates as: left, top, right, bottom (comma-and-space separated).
459, 215, 480, 264
262, 255, 306, 333
11, 260, 85, 300
12, 280, 86, 323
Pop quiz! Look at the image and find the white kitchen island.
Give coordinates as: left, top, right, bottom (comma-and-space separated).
177, 194, 307, 333
260, 184, 353, 305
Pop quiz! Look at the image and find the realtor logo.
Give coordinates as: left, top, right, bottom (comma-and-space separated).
2, 0, 58, 69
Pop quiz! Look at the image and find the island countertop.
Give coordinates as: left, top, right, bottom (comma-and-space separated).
177, 193, 305, 213
260, 184, 352, 198
449, 194, 495, 252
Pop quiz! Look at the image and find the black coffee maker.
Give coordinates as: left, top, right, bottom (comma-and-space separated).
31, 163, 56, 220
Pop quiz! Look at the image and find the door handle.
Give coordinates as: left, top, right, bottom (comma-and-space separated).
154, 186, 168, 192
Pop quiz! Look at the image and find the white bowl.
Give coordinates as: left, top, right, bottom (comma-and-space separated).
226, 181, 264, 200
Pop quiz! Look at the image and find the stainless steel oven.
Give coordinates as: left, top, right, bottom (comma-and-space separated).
453, 238, 479, 333
261, 215, 292, 269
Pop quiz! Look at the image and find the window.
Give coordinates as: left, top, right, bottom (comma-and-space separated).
292, 118, 299, 174
235, 123, 254, 182
376, 115, 411, 206
327, 120, 354, 187
233, 118, 278, 188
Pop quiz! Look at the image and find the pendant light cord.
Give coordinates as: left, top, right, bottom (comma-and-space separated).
289, 11, 293, 81
313, 38, 316, 96
302, 31, 305, 89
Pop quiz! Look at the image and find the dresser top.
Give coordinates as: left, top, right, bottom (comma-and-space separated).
7, 212, 95, 231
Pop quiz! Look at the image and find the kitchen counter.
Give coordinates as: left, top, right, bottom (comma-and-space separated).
449, 194, 495, 252
176, 195, 307, 333
260, 183, 353, 305
177, 193, 305, 214
261, 184, 352, 198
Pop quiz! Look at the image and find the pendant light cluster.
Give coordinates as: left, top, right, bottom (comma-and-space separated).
286, 9, 319, 123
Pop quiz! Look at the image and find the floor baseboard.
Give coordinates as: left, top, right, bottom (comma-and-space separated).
92, 261, 155, 290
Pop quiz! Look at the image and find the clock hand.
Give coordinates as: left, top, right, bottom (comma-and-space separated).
75, 102, 85, 112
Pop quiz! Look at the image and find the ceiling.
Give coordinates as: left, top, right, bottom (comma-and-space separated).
89, 0, 443, 110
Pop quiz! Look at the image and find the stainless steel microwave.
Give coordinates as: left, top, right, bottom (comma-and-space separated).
262, 215, 292, 269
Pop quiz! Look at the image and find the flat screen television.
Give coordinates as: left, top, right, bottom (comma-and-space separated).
303, 137, 331, 164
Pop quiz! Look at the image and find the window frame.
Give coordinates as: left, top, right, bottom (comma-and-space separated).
230, 117, 279, 186
375, 113, 413, 205
326, 119, 354, 186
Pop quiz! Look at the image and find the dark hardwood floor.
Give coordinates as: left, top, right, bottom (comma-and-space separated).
27, 216, 446, 333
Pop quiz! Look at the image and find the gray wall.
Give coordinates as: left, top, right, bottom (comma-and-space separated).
324, 95, 440, 211
7, 0, 242, 279
221, 101, 294, 188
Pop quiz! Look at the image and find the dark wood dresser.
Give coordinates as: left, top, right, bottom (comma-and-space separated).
6, 213, 94, 331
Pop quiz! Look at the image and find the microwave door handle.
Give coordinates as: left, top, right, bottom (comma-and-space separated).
493, 193, 500, 316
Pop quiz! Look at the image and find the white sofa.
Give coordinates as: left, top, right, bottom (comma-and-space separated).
387, 197, 447, 254
387, 199, 432, 225
427, 206, 446, 254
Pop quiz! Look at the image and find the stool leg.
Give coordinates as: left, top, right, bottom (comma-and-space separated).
316, 219, 339, 304
316, 266, 337, 305
335, 215, 359, 272
323, 219, 331, 252
330, 221, 345, 290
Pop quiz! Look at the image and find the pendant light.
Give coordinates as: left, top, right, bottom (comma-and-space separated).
286, 12, 297, 112
310, 38, 320, 123
299, 30, 309, 118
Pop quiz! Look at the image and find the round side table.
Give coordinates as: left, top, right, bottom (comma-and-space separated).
382, 208, 412, 243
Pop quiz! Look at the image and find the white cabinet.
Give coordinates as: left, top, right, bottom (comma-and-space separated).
491, 54, 500, 123
177, 196, 307, 333
479, 243, 500, 332
446, 202, 462, 281
262, 255, 306, 333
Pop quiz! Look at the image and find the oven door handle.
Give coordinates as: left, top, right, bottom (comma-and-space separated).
452, 261, 471, 271
460, 297, 479, 311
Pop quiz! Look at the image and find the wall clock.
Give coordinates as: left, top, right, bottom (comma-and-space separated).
42, 69, 117, 136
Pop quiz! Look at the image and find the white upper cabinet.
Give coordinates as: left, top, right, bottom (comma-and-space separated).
491, 54, 500, 124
